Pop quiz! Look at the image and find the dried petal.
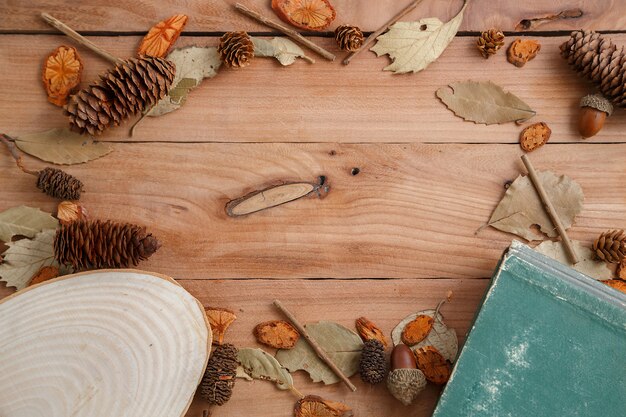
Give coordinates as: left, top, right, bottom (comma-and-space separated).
205, 307, 237, 344
57, 201, 87, 225
507, 39, 541, 68
271, 0, 336, 31
601, 279, 626, 294
42, 46, 83, 107
414, 345, 451, 384
28, 265, 60, 286
294, 395, 353, 417
401, 315, 433, 345
138, 14, 188, 58
254, 320, 300, 349
355, 317, 388, 348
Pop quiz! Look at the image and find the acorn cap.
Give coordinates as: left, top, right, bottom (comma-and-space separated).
386, 368, 427, 406
581, 93, 614, 116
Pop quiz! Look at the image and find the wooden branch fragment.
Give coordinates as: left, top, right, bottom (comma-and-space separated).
234, 3, 335, 61
226, 181, 326, 217
40, 13, 121, 64
0, 134, 37, 175
343, 0, 424, 65
515, 8, 583, 31
521, 154, 579, 265
273, 299, 357, 392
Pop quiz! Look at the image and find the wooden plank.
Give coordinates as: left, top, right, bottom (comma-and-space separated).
3, 34, 626, 144
1, 142, 624, 280
1, 0, 622, 33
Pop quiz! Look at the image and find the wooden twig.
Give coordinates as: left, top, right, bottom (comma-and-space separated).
516, 8, 583, 31
40, 12, 122, 64
273, 299, 357, 392
521, 154, 579, 265
0, 134, 37, 175
226, 182, 323, 217
343, 0, 424, 65
234, 3, 335, 61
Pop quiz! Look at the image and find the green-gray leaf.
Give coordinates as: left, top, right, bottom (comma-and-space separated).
0, 230, 58, 290
252, 37, 310, 66
237, 348, 293, 390
0, 206, 58, 243
391, 309, 458, 362
15, 128, 112, 165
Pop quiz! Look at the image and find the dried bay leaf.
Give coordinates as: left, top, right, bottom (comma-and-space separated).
436, 81, 536, 124
237, 347, 294, 390
370, 0, 468, 74
0, 206, 58, 243
0, 230, 60, 290
15, 128, 112, 165
252, 37, 311, 66
391, 309, 458, 362
275, 321, 363, 385
534, 240, 612, 280
489, 171, 583, 241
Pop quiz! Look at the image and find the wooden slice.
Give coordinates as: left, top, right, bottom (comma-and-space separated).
0, 269, 211, 417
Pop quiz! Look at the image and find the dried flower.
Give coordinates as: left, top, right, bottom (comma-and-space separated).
205, 307, 237, 344
401, 314, 433, 345
138, 14, 188, 58
355, 316, 388, 348
254, 320, 300, 349
42, 45, 83, 107
294, 395, 352, 417
57, 201, 87, 225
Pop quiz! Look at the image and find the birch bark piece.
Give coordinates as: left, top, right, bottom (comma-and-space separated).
226, 182, 318, 217
0, 269, 211, 417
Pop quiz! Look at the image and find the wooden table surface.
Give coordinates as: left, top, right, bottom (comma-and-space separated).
1, 1, 625, 416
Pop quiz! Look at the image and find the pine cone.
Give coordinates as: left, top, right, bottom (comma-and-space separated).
218, 32, 254, 68
54, 220, 159, 269
593, 230, 626, 263
65, 56, 175, 135
561, 31, 626, 107
359, 339, 387, 384
335, 25, 364, 52
477, 29, 505, 58
200, 343, 238, 406
37, 168, 83, 200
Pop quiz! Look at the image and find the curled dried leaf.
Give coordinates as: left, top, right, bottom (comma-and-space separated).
271, 0, 336, 31
414, 345, 451, 384
295, 395, 353, 417
138, 14, 188, 58
507, 39, 541, 68
355, 317, 388, 348
601, 279, 626, 294
42, 45, 83, 107
401, 315, 433, 345
28, 265, 59, 286
205, 307, 237, 344
520, 122, 551, 152
57, 201, 87, 225
254, 320, 300, 349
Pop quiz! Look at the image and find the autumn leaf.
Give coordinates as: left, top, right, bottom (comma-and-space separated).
237, 347, 294, 390
370, 0, 468, 74
436, 81, 536, 124
489, 171, 583, 241
392, 309, 458, 362
252, 37, 312, 65
534, 240, 612, 280
0, 230, 60, 290
14, 128, 112, 165
0, 206, 58, 243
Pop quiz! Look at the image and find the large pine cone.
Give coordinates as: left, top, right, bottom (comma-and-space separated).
65, 56, 175, 135
477, 29, 505, 58
218, 32, 254, 68
200, 343, 238, 405
37, 167, 83, 200
335, 24, 364, 52
359, 339, 387, 384
54, 220, 159, 269
561, 31, 626, 107
593, 230, 626, 263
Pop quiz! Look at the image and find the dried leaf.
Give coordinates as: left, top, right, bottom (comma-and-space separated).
56, 201, 87, 225
489, 171, 583, 241
355, 317, 388, 348
401, 315, 433, 345
276, 321, 363, 384
254, 320, 300, 349
253, 37, 309, 66
0, 206, 58, 243
42, 45, 83, 107
138, 14, 188, 58
148, 46, 222, 117
15, 128, 112, 165
601, 279, 626, 294
0, 230, 60, 290
534, 240, 613, 280
236, 347, 294, 390
415, 346, 451, 384
295, 395, 353, 417
437, 81, 536, 125
28, 265, 59, 286
370, 0, 467, 74
205, 307, 237, 345
392, 309, 458, 362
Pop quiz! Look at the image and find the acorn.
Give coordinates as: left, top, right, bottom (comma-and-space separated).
578, 94, 613, 139
386, 344, 427, 406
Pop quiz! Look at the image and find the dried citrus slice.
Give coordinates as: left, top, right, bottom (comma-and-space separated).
271, 0, 336, 31
41, 45, 83, 107
138, 14, 188, 58
415, 346, 452, 384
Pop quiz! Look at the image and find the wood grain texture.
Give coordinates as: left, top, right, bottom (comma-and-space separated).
1, 0, 622, 32
2, 142, 624, 280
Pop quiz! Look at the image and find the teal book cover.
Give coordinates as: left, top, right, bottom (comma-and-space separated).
433, 241, 626, 417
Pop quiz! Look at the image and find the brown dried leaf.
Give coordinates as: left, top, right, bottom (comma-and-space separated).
415, 346, 451, 385
28, 265, 59, 286
355, 317, 388, 348
520, 122, 551, 152
295, 395, 353, 417
138, 14, 188, 58
42, 45, 83, 107
507, 39, 541, 68
401, 315, 433, 345
205, 307, 237, 345
601, 279, 626, 294
254, 320, 300, 349
57, 201, 87, 225
271, 0, 336, 31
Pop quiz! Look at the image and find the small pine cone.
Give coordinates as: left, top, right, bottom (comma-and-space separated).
54, 220, 159, 269
65, 56, 175, 135
218, 32, 254, 68
335, 25, 364, 52
477, 29, 505, 58
593, 230, 626, 263
200, 343, 239, 406
37, 167, 83, 200
359, 339, 387, 384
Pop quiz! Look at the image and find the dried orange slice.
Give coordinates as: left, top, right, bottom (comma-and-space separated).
271, 0, 336, 31
401, 314, 433, 345
42, 45, 83, 107
205, 306, 237, 344
415, 346, 452, 385
138, 14, 188, 58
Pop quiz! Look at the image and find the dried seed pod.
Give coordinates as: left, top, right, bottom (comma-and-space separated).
218, 32, 254, 68
355, 316, 388, 348
390, 343, 416, 370
205, 307, 237, 345
359, 339, 387, 384
200, 343, 238, 406
507, 39, 541, 67
386, 367, 427, 405
138, 14, 188, 58
28, 266, 60, 287
271, 0, 336, 31
593, 230, 626, 263
401, 314, 433, 345
476, 29, 505, 59
578, 94, 613, 139
42, 45, 83, 107
254, 320, 300, 349
601, 279, 626, 294
294, 395, 352, 417
519, 122, 551, 152
415, 346, 452, 384
37, 168, 83, 200
335, 25, 364, 52
57, 200, 87, 225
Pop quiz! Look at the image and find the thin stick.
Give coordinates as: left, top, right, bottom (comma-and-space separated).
1, 134, 37, 175
273, 299, 357, 392
40, 13, 121, 64
343, 0, 424, 65
521, 154, 579, 265
234, 3, 335, 61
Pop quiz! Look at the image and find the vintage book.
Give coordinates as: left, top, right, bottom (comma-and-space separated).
433, 241, 626, 416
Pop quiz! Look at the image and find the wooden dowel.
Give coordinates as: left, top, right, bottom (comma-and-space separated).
234, 3, 335, 61
521, 154, 579, 265
40, 13, 121, 64
273, 299, 357, 392
343, 0, 424, 65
